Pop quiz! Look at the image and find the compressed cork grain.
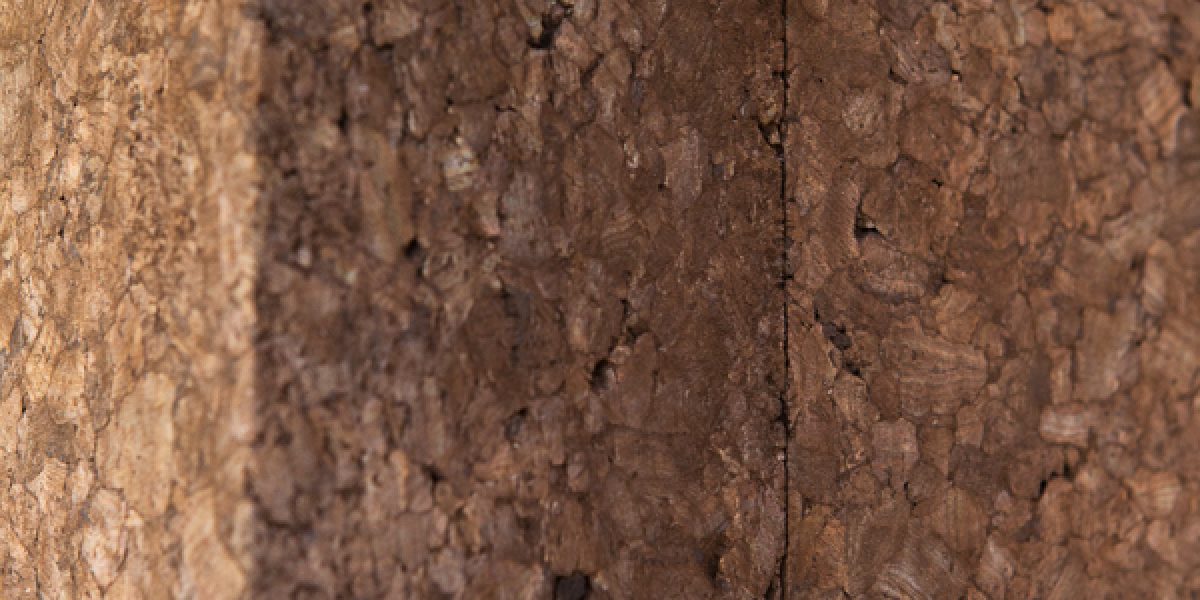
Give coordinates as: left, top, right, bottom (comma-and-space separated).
1, 1, 261, 598
785, 0, 1200, 597
251, 0, 784, 596
5, 0, 1200, 598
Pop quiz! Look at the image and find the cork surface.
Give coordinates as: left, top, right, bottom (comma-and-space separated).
251, 0, 785, 597
1, 1, 261, 598
785, 0, 1200, 597
6, 0, 1200, 598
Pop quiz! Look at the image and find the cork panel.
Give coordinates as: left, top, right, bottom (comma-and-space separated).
785, 0, 1200, 597
250, 0, 785, 597
0, 2, 260, 598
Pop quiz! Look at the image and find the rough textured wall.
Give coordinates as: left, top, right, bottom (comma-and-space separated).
250, 0, 785, 597
7, 0, 1200, 598
785, 0, 1200, 596
0, 1, 260, 598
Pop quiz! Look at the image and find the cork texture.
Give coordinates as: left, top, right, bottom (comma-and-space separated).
785, 0, 1200, 597
5, 0, 1200, 598
250, 0, 784, 596
1, 1, 261, 598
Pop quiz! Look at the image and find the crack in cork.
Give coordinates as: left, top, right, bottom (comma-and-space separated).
778, 0, 792, 595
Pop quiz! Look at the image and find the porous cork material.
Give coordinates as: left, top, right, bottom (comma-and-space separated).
4, 0, 1200, 598
251, 0, 784, 596
1, 1, 261, 598
785, 0, 1200, 597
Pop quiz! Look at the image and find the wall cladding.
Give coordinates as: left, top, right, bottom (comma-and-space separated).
5, 0, 1200, 598
250, 0, 785, 596
1, 1, 260, 597
785, 0, 1200, 596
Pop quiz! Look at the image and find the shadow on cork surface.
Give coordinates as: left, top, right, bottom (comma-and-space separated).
249, 0, 787, 597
